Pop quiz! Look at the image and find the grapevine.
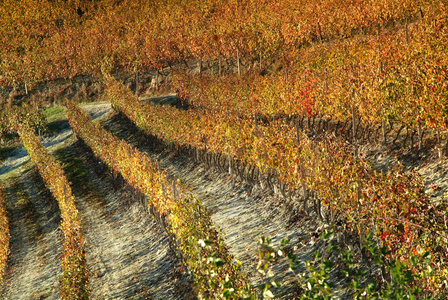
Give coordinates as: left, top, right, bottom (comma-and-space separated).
65, 101, 256, 298
0, 183, 9, 288
107, 78, 448, 292
16, 122, 89, 299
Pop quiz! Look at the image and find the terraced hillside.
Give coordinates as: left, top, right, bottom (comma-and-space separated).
1, 0, 448, 298
0, 96, 445, 299
0, 105, 195, 299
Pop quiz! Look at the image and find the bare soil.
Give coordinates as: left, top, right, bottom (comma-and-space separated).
0, 168, 62, 300
0, 104, 194, 299
1, 101, 446, 299
101, 111, 365, 298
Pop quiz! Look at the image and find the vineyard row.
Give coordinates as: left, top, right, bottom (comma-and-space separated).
172, 9, 448, 134
106, 78, 448, 292
65, 101, 257, 298
0, 184, 9, 288
1, 0, 445, 87
15, 122, 88, 299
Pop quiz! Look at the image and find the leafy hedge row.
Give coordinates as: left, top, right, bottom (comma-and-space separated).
65, 101, 256, 299
106, 78, 448, 293
16, 123, 88, 299
172, 7, 448, 134
0, 183, 9, 288
1, 0, 436, 86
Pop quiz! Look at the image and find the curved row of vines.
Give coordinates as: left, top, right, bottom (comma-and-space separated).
13, 121, 89, 299
106, 77, 448, 293
65, 101, 257, 299
0, 0, 444, 88
0, 184, 9, 289
171, 7, 448, 143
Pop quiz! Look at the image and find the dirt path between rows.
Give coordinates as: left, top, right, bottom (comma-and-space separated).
0, 103, 194, 299
0, 104, 113, 299
56, 135, 193, 299
0, 166, 62, 299
101, 111, 339, 298
3, 100, 446, 298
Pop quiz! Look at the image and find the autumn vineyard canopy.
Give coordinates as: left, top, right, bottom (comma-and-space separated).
0, 0, 448, 298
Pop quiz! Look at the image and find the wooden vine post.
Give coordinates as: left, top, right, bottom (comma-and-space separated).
377, 25, 388, 146
418, 122, 423, 150
254, 113, 258, 130
135, 67, 139, 96
352, 106, 358, 158
381, 107, 387, 145
443, 132, 448, 158
294, 123, 310, 214
405, 22, 409, 45
237, 49, 240, 76
228, 152, 233, 176
317, 22, 323, 43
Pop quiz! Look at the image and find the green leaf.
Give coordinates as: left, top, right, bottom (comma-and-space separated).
213, 258, 225, 267
327, 244, 340, 252
281, 238, 290, 246
374, 256, 382, 265
223, 288, 235, 299
322, 230, 334, 241
367, 282, 376, 291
